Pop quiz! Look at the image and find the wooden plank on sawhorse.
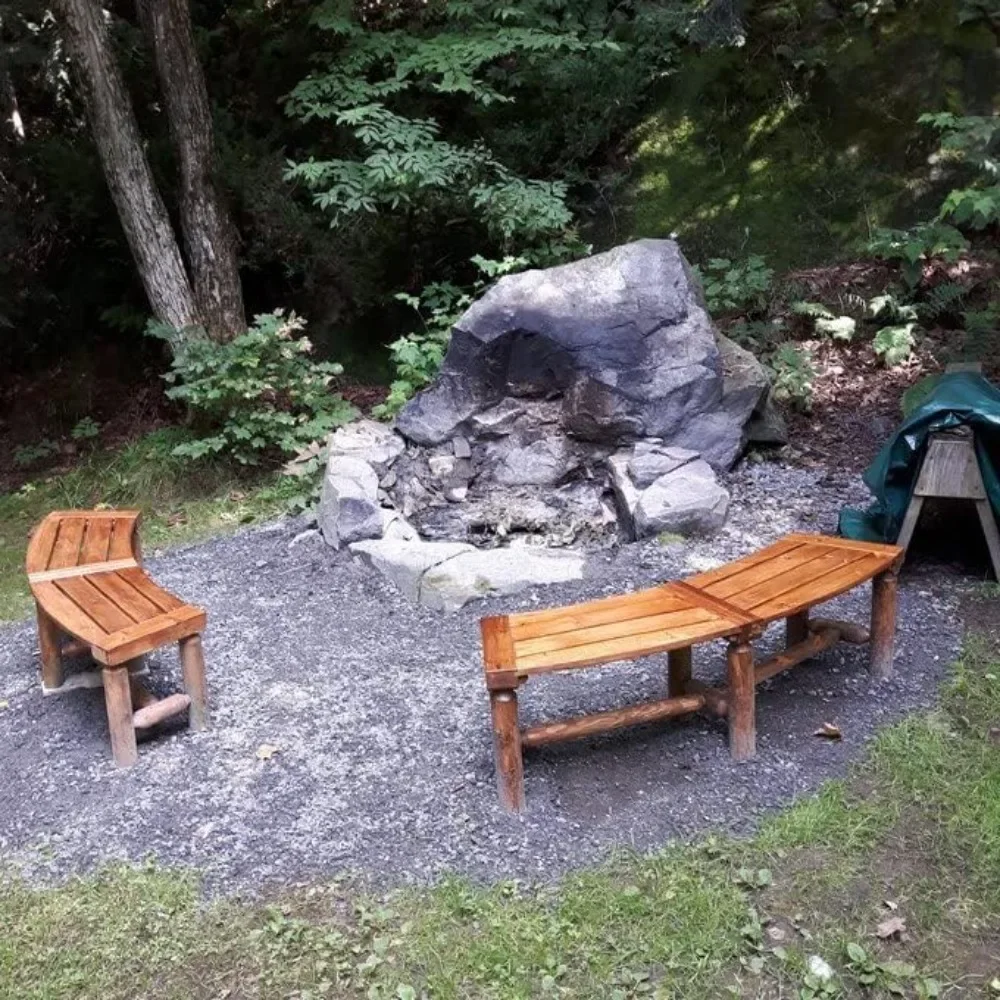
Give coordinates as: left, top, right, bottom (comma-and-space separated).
897, 424, 1000, 580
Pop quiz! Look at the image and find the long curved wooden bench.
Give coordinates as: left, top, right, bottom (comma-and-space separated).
481, 532, 904, 811
27, 510, 208, 767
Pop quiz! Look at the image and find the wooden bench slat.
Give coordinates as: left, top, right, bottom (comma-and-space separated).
722, 548, 870, 614
684, 536, 809, 589
108, 516, 137, 561
784, 532, 902, 557
692, 543, 832, 599
80, 518, 114, 564
26, 517, 61, 574
31, 581, 108, 646
508, 586, 689, 641
513, 606, 721, 661
87, 571, 165, 621
116, 567, 184, 612
48, 517, 87, 570
53, 576, 136, 633
751, 553, 884, 621
516, 616, 742, 673
99, 606, 207, 666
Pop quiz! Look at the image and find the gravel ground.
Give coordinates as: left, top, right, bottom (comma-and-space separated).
0, 461, 966, 894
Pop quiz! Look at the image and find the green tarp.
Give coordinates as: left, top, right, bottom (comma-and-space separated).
838, 372, 1000, 543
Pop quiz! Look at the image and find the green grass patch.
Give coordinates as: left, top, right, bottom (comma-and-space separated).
0, 427, 298, 621
3, 635, 1000, 997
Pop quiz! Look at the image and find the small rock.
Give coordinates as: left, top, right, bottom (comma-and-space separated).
317, 454, 383, 549
327, 418, 405, 472
452, 436, 472, 459
493, 435, 571, 487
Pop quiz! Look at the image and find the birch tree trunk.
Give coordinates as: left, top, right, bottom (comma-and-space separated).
52, 0, 200, 333
138, 0, 245, 341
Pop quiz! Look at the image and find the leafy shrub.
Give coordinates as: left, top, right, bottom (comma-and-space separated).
71, 417, 101, 442
154, 311, 357, 465
789, 301, 855, 340
919, 281, 968, 323
867, 293, 918, 324
14, 440, 58, 469
769, 343, 816, 411
866, 223, 968, 288
375, 247, 585, 417
694, 255, 774, 316
873, 322, 917, 367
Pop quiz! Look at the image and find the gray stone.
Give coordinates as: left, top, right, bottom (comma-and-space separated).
628, 444, 699, 489
419, 546, 587, 612
318, 454, 383, 549
670, 335, 770, 468
349, 539, 473, 602
451, 435, 472, 459
327, 418, 405, 472
396, 240, 731, 452
349, 538, 584, 611
467, 399, 524, 438
608, 451, 729, 539
493, 435, 571, 486
427, 454, 457, 479
380, 509, 420, 541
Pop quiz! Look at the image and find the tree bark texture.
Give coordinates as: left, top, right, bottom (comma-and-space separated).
52, 0, 200, 332
138, 0, 245, 341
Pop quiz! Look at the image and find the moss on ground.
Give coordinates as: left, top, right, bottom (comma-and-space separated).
2, 620, 1000, 998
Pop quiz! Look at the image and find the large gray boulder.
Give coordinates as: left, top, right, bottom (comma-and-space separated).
396, 240, 764, 469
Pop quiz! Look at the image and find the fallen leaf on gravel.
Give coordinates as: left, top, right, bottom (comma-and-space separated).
883, 899, 898, 911
256, 743, 281, 761
813, 722, 842, 740
876, 916, 907, 939
988, 726, 1000, 746
0, 700, 8, 710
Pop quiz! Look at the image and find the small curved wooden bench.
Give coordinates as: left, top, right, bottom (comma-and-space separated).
27, 510, 208, 767
481, 532, 904, 811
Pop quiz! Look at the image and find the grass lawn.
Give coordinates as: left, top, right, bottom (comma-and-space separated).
2, 622, 999, 998
0, 428, 301, 622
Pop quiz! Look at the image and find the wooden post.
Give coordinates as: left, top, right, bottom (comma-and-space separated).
490, 689, 524, 812
727, 639, 756, 760
785, 609, 809, 648
103, 666, 138, 767
667, 646, 692, 698
36, 604, 64, 690
870, 570, 898, 680
179, 634, 208, 731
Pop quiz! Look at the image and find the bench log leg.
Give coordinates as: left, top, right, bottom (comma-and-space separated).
103, 666, 138, 767
179, 634, 208, 731
490, 689, 524, 812
668, 646, 692, 698
727, 640, 756, 760
870, 570, 898, 680
785, 610, 809, 648
36, 604, 64, 691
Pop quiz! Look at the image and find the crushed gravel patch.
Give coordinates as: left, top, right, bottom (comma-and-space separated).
0, 461, 965, 894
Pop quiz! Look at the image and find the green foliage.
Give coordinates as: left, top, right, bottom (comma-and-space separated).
694, 255, 774, 316
920, 112, 1000, 229
814, 315, 856, 342
13, 440, 58, 469
769, 343, 816, 411
71, 417, 101, 442
868, 293, 918, 324
153, 311, 357, 465
872, 322, 917, 367
920, 281, 968, 322
866, 223, 968, 288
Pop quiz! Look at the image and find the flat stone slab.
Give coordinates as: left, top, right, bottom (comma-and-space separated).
351, 538, 586, 610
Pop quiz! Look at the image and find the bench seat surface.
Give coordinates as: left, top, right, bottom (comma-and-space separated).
27, 511, 205, 666
488, 533, 903, 680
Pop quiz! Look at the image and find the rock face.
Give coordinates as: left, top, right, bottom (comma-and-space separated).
395, 239, 769, 471
608, 445, 730, 539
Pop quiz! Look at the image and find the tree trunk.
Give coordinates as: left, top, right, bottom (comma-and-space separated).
138, 0, 245, 342
51, 0, 200, 333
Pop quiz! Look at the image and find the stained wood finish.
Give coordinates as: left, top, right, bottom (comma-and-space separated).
490, 690, 524, 812
103, 666, 138, 767
870, 569, 898, 680
521, 694, 705, 748
727, 641, 755, 760
480, 532, 903, 809
26, 509, 208, 766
